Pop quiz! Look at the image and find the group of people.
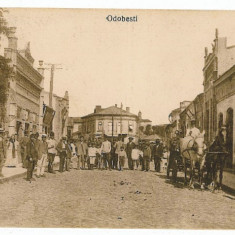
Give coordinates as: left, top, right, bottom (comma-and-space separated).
0, 126, 169, 181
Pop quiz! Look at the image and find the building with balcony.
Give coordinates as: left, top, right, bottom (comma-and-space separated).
2, 27, 44, 138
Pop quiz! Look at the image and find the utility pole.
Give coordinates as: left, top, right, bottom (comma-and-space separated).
44, 63, 63, 108
44, 63, 62, 134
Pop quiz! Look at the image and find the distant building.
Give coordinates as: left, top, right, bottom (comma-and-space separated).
69, 105, 151, 139
179, 93, 204, 136
42, 90, 69, 141
67, 117, 83, 139
166, 101, 191, 139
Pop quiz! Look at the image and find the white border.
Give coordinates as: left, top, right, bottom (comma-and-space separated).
0, 1, 235, 235
0, 0, 234, 10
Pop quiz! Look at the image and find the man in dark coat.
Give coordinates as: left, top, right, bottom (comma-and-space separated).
56, 136, 70, 173
153, 139, 163, 172
167, 135, 180, 182
126, 137, 135, 170
26, 134, 38, 181
0, 128, 6, 178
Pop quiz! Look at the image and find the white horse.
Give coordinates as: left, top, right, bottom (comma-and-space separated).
180, 131, 206, 189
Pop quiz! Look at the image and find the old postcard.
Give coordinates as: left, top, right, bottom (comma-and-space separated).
0, 7, 234, 230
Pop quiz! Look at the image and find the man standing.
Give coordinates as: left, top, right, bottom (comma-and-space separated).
26, 134, 38, 181
76, 136, 88, 170
20, 131, 29, 168
56, 137, 69, 173
167, 136, 180, 182
36, 134, 48, 178
0, 128, 6, 178
47, 132, 57, 173
153, 139, 163, 172
143, 142, 152, 172
114, 136, 124, 170
126, 137, 135, 170
101, 135, 112, 170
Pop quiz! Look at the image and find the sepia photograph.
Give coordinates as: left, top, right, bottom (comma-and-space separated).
0, 5, 234, 230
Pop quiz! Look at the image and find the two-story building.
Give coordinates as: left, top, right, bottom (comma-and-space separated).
3, 27, 44, 138
214, 65, 235, 168
203, 29, 235, 143
69, 105, 151, 139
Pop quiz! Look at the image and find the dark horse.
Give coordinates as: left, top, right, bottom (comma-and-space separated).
205, 128, 228, 191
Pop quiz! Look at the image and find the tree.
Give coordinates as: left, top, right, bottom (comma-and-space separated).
0, 56, 11, 124
0, 8, 11, 127
139, 126, 144, 133
144, 124, 153, 136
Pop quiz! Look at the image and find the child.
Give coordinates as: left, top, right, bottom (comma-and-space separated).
118, 146, 127, 171
131, 144, 142, 170
96, 143, 102, 169
88, 142, 97, 170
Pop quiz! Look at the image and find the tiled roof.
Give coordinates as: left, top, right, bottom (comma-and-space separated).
82, 106, 137, 118
140, 119, 152, 122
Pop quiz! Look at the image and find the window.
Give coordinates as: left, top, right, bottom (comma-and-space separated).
108, 122, 112, 132
129, 121, 133, 132
98, 121, 102, 132
117, 122, 121, 133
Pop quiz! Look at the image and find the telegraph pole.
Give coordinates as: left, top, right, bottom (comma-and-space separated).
44, 63, 63, 108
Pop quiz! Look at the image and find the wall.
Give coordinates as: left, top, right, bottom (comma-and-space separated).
217, 96, 235, 167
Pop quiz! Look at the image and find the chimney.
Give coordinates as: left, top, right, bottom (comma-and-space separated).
126, 107, 130, 113
138, 111, 142, 119
94, 105, 102, 113
115, 104, 117, 107
8, 27, 18, 50
64, 91, 69, 100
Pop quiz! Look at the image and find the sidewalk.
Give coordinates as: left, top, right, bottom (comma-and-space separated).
0, 156, 60, 183
223, 170, 235, 193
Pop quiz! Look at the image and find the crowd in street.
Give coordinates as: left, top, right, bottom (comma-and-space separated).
0, 127, 168, 181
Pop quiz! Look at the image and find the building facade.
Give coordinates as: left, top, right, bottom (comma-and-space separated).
203, 29, 235, 143
214, 65, 235, 168
2, 27, 44, 138
69, 105, 151, 139
179, 93, 204, 136
42, 90, 69, 141
81, 105, 138, 138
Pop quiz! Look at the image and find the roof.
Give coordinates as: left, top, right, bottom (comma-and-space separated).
68, 117, 83, 125
82, 106, 137, 118
140, 119, 152, 123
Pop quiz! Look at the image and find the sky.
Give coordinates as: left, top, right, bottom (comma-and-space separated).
5, 9, 235, 124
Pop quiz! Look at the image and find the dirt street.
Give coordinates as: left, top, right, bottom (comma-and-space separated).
0, 163, 234, 229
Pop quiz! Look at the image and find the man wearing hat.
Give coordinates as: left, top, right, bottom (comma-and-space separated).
56, 136, 70, 172
186, 120, 200, 139
36, 134, 48, 178
126, 136, 136, 170
153, 139, 163, 172
26, 134, 38, 181
47, 131, 57, 173
20, 131, 30, 168
0, 128, 6, 177
76, 136, 88, 170
142, 142, 151, 172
